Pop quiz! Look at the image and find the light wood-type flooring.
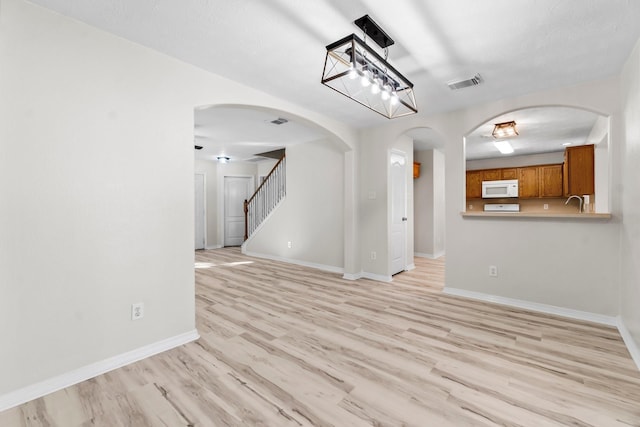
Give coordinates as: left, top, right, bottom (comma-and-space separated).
2, 248, 640, 426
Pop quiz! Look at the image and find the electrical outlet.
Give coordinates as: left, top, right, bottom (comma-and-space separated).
489, 266, 498, 277
371, 251, 376, 260
287, 241, 292, 248
468, 204, 473, 210
543, 203, 549, 210
131, 303, 144, 320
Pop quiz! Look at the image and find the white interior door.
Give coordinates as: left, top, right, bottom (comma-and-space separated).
390, 151, 407, 275
224, 176, 252, 247
194, 174, 205, 250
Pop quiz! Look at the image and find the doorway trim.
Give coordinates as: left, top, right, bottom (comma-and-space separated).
389, 149, 408, 276
194, 173, 207, 250
217, 173, 255, 247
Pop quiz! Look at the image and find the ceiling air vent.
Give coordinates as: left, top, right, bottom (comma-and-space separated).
447, 73, 482, 90
270, 118, 289, 125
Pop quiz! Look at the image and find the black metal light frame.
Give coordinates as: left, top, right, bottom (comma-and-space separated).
321, 16, 417, 119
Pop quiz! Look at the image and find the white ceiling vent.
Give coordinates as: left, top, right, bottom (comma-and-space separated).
270, 118, 289, 125
448, 73, 483, 90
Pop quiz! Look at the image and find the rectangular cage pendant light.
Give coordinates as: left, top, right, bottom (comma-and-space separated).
321, 33, 417, 119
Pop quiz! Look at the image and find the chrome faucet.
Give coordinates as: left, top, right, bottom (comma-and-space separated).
565, 195, 583, 212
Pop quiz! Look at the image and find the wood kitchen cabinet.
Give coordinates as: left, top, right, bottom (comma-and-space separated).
501, 168, 518, 180
482, 169, 501, 181
518, 166, 539, 198
466, 170, 483, 198
563, 144, 594, 196
539, 164, 563, 197
466, 163, 564, 199
413, 162, 421, 179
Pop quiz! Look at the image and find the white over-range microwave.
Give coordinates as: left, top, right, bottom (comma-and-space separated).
482, 179, 519, 198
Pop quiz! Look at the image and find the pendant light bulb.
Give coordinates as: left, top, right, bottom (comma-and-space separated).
361, 74, 371, 87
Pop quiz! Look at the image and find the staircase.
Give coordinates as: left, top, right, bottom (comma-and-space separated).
244, 154, 286, 240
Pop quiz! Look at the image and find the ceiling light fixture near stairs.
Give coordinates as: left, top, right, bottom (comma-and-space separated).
321, 15, 417, 119
270, 118, 288, 125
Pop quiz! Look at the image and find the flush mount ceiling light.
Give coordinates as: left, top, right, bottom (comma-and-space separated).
321, 15, 417, 119
270, 118, 288, 125
217, 156, 230, 163
492, 121, 519, 139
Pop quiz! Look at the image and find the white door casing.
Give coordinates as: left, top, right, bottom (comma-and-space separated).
224, 176, 253, 247
194, 173, 205, 250
390, 150, 407, 275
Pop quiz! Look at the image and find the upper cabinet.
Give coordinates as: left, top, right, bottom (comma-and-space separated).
563, 144, 594, 196
482, 169, 502, 181
466, 170, 483, 198
539, 164, 563, 198
501, 168, 518, 180
518, 166, 539, 198
466, 163, 564, 199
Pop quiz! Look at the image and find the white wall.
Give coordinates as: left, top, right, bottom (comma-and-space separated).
466, 151, 564, 170
433, 149, 446, 257
620, 38, 640, 353
360, 76, 622, 316
414, 149, 446, 258
243, 139, 345, 270
194, 159, 219, 247
257, 158, 279, 181
0, 0, 358, 401
358, 129, 389, 278
414, 150, 435, 256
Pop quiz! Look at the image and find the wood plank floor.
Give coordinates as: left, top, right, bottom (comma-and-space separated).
2, 248, 640, 426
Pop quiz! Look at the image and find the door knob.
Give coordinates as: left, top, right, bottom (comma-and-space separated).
402, 217, 407, 221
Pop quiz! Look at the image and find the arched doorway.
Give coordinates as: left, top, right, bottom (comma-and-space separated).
464, 106, 610, 214
192, 103, 357, 275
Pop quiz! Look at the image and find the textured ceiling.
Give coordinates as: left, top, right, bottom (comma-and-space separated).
465, 107, 605, 160
27, 0, 640, 159
194, 106, 326, 162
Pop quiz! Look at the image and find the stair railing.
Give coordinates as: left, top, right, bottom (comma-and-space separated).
244, 154, 286, 240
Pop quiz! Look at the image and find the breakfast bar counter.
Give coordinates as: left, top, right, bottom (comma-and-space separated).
461, 211, 612, 219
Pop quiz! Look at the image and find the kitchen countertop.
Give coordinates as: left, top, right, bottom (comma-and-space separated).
461, 211, 612, 219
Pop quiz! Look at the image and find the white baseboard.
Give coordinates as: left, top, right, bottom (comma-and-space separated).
442, 287, 618, 326
205, 244, 222, 250
438, 288, 640, 373
242, 250, 344, 275
361, 272, 393, 282
406, 263, 416, 271
617, 317, 640, 371
341, 271, 392, 282
415, 251, 445, 259
0, 329, 199, 413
